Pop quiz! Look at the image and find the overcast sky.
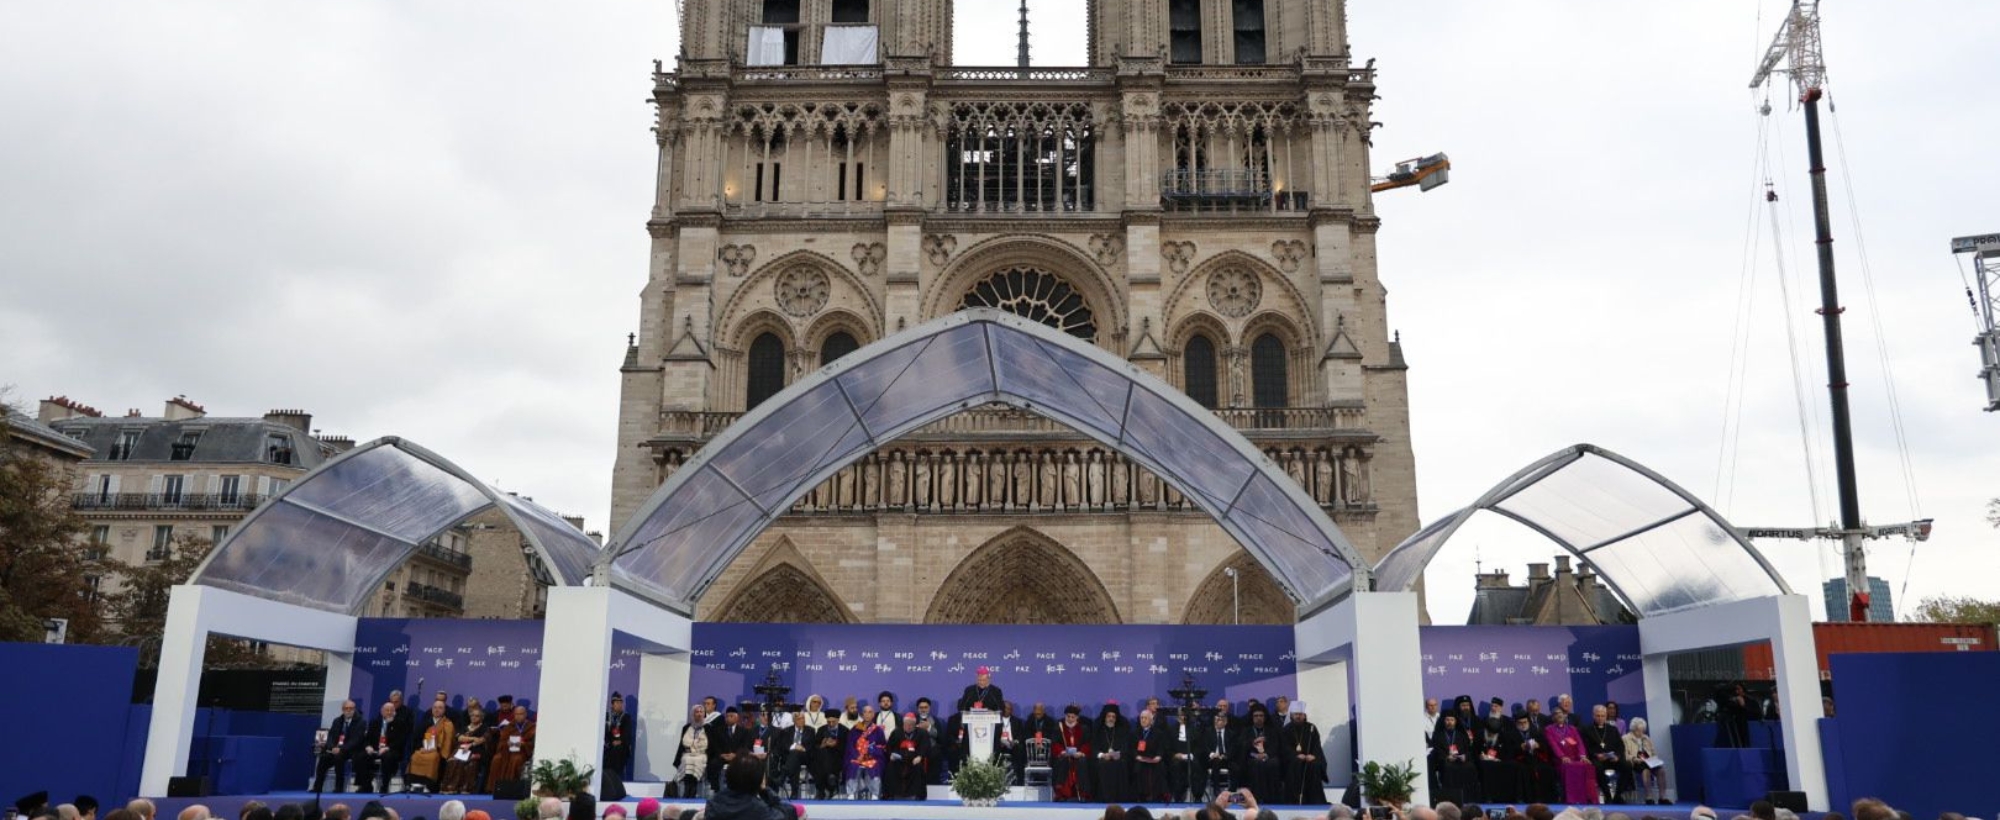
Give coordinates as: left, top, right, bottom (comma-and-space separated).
4, 1, 1994, 623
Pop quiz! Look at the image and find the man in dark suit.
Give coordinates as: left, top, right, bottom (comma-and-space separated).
602, 692, 636, 801
357, 700, 410, 793
727, 708, 766, 786
314, 700, 367, 793
772, 705, 813, 798
957, 667, 1003, 713
1193, 709, 1241, 801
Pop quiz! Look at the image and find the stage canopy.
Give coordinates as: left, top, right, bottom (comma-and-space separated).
606, 308, 1370, 615
1372, 443, 1790, 617
190, 437, 603, 614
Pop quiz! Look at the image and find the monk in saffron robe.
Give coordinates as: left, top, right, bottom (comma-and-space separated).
1544, 709, 1595, 803
407, 701, 455, 793
488, 705, 535, 795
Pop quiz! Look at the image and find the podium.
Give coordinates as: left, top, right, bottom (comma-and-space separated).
963, 710, 1006, 764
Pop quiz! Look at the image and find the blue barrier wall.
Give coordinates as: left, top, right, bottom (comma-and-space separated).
1822, 651, 2000, 818
0, 643, 141, 804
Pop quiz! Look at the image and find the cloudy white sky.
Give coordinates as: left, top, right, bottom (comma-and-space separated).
4, 1, 1994, 623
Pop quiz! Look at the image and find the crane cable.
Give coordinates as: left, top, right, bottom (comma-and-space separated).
1824, 101, 1926, 616
1713, 98, 1774, 512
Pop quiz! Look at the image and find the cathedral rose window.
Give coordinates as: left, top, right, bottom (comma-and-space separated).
957, 266, 1096, 340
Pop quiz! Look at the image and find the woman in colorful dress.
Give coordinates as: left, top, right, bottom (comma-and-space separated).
439, 703, 489, 794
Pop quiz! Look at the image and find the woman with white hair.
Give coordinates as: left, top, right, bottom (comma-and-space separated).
1622, 717, 1665, 804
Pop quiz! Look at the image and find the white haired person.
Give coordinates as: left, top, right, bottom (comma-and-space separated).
1621, 717, 1666, 804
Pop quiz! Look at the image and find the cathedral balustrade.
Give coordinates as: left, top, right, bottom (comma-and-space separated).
934, 66, 1116, 84
722, 200, 885, 218
656, 404, 1366, 440
646, 439, 1378, 516
734, 65, 887, 83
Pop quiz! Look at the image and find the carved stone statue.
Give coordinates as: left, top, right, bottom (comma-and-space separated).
886, 450, 908, 509
913, 451, 934, 510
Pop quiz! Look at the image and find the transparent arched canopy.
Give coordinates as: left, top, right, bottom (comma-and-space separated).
1373, 443, 1791, 617
605, 309, 1368, 614
192, 437, 603, 614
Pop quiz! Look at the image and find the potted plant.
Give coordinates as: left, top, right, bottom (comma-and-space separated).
513, 798, 539, 820
1357, 759, 1420, 808
530, 754, 598, 799
950, 757, 1010, 807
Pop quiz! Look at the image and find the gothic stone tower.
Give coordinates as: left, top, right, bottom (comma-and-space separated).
611, 0, 1417, 625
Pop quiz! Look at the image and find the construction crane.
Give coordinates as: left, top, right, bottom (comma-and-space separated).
1736, 0, 1932, 622
1953, 232, 2000, 411
1371, 153, 1450, 193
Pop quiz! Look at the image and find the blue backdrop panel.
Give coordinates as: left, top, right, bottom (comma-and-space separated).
0, 643, 141, 804
347, 620, 1645, 725
1418, 625, 1645, 719
688, 623, 1297, 714
1825, 651, 2000, 819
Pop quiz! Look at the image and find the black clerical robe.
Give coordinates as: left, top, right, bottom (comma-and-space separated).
1475, 717, 1524, 802
1431, 725, 1478, 804
885, 727, 934, 800
1283, 720, 1329, 805
1089, 720, 1133, 803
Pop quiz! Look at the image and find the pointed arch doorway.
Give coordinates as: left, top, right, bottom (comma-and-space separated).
923, 526, 1121, 624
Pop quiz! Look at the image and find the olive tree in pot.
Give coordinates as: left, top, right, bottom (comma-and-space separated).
950, 758, 1010, 807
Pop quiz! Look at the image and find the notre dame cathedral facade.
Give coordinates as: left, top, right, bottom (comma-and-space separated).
611, 0, 1417, 625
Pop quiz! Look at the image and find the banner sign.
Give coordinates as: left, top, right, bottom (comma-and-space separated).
347, 619, 1644, 720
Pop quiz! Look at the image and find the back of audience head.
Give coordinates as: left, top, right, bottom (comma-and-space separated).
272, 806, 302, 820
1852, 800, 1896, 820
1102, 806, 1126, 820
324, 807, 350, 820
1328, 806, 1355, 820
1437, 803, 1462, 820
564, 795, 594, 820
724, 759, 764, 794
436, 803, 465, 820
243, 808, 272, 820
1526, 806, 1555, 820
173, 807, 207, 820
126, 801, 156, 820
534, 799, 562, 820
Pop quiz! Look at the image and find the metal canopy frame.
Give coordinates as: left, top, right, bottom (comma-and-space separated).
604, 309, 1370, 615
1372, 443, 1792, 618
190, 436, 603, 614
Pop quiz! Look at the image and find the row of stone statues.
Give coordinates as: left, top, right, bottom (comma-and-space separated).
657, 444, 1371, 514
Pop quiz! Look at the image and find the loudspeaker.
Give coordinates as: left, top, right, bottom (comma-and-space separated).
493, 779, 530, 800
1767, 791, 1807, 812
166, 777, 210, 797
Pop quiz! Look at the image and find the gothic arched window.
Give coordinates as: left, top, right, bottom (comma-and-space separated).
819, 331, 859, 366
1184, 334, 1219, 409
746, 332, 787, 411
1251, 332, 1288, 409
957, 266, 1096, 340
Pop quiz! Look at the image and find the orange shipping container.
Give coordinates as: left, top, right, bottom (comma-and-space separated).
1739, 622, 1998, 681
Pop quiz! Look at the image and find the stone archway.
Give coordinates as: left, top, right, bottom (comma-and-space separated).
712, 563, 856, 623
1182, 551, 1294, 625
924, 526, 1122, 624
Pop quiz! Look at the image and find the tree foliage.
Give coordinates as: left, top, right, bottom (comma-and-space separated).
0, 409, 105, 643
102, 533, 267, 668
1910, 595, 2000, 627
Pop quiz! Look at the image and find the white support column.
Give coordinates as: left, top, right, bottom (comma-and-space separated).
322, 652, 356, 725
1769, 595, 1830, 809
538, 586, 696, 798
538, 587, 619, 797
636, 652, 694, 782
141, 585, 359, 797
1296, 591, 1428, 805
1641, 652, 1677, 802
141, 586, 212, 797
1640, 595, 1828, 810
1296, 658, 1352, 789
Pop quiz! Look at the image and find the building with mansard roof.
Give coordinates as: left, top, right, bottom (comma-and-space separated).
611, 0, 1418, 624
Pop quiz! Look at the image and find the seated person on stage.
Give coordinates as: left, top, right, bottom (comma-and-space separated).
774, 705, 813, 799
440, 702, 490, 795
357, 701, 409, 794
1580, 704, 1628, 803
843, 705, 886, 800
837, 696, 862, 729
885, 712, 933, 801
488, 704, 536, 797
1284, 702, 1329, 806
810, 708, 846, 799
1195, 708, 1240, 800
407, 700, 455, 794
1511, 711, 1557, 804
1544, 709, 1595, 804
674, 703, 710, 798
994, 701, 1025, 782
959, 667, 1002, 712
1053, 704, 1094, 802
1430, 712, 1478, 804
715, 707, 749, 785
912, 697, 942, 783
1474, 697, 1523, 803
737, 709, 774, 787
1165, 704, 1200, 803
1240, 705, 1287, 805
1091, 703, 1134, 803
1622, 717, 1666, 805
314, 700, 366, 794
1214, 697, 1237, 728
1130, 708, 1169, 802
